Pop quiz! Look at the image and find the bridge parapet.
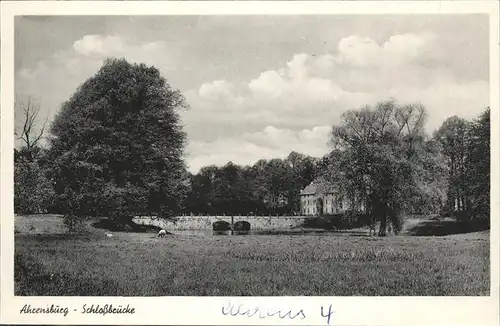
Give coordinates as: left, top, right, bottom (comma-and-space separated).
133, 215, 307, 231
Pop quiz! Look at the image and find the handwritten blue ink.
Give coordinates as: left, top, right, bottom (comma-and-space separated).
321, 304, 334, 325
222, 301, 306, 320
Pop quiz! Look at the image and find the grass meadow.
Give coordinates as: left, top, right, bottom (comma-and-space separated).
14, 215, 490, 296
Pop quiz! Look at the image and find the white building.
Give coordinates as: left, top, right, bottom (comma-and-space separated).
299, 182, 349, 216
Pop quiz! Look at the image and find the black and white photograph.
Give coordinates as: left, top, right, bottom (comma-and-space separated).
10, 12, 494, 295
1, 1, 499, 324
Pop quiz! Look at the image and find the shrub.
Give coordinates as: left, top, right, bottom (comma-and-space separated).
14, 162, 55, 214
62, 215, 85, 233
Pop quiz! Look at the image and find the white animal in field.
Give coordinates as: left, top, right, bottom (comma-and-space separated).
368, 217, 377, 236
105, 233, 113, 238
369, 223, 376, 236
157, 229, 167, 238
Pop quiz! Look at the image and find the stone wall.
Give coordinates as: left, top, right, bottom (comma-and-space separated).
133, 215, 308, 231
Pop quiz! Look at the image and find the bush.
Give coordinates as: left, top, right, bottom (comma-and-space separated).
62, 215, 84, 233
14, 162, 55, 214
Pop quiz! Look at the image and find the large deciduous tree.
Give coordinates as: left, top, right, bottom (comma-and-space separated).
285, 151, 316, 212
433, 116, 471, 215
15, 95, 48, 162
47, 58, 189, 223
324, 100, 447, 236
14, 95, 55, 214
466, 108, 490, 218
433, 107, 490, 220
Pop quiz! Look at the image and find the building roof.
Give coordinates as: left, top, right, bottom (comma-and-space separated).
300, 182, 317, 195
300, 181, 336, 196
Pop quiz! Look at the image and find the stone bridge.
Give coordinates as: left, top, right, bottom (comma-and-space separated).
133, 215, 308, 231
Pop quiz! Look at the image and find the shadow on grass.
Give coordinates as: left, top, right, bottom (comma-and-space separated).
91, 218, 167, 233
406, 218, 490, 236
302, 214, 367, 230
15, 253, 121, 296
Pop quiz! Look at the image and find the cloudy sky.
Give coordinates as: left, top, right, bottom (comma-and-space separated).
15, 15, 489, 173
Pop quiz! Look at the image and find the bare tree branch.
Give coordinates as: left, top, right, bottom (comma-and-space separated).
15, 94, 47, 158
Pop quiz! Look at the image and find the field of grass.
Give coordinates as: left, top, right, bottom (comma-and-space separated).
14, 215, 490, 296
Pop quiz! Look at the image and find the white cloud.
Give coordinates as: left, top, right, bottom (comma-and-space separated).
199, 80, 235, 100
286, 53, 309, 80
16, 34, 177, 125
248, 70, 286, 98
337, 35, 381, 67
193, 80, 245, 112
337, 32, 439, 67
248, 53, 345, 103
73, 35, 125, 57
314, 54, 335, 70
185, 125, 331, 172
16, 30, 489, 173
183, 32, 488, 172
243, 125, 331, 151
20, 34, 175, 85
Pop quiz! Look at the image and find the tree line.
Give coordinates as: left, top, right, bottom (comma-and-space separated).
14, 58, 490, 235
184, 152, 317, 216
434, 110, 490, 220
315, 100, 490, 235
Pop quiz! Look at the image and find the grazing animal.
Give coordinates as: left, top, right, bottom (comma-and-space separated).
387, 222, 393, 235
105, 233, 113, 238
369, 222, 376, 236
368, 215, 377, 236
157, 229, 167, 238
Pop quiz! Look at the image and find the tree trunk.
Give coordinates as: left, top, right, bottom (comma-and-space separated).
378, 210, 387, 236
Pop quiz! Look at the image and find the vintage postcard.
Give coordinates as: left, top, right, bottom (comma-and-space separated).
1, 1, 499, 325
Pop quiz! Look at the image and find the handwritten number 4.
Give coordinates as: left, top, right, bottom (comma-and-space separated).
321, 304, 334, 325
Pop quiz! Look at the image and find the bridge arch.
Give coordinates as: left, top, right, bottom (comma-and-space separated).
233, 220, 251, 231
212, 220, 231, 231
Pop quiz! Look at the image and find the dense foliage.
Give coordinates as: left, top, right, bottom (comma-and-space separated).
434, 108, 490, 220
14, 149, 55, 215
312, 100, 448, 235
184, 152, 317, 215
46, 58, 189, 222
183, 103, 489, 233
